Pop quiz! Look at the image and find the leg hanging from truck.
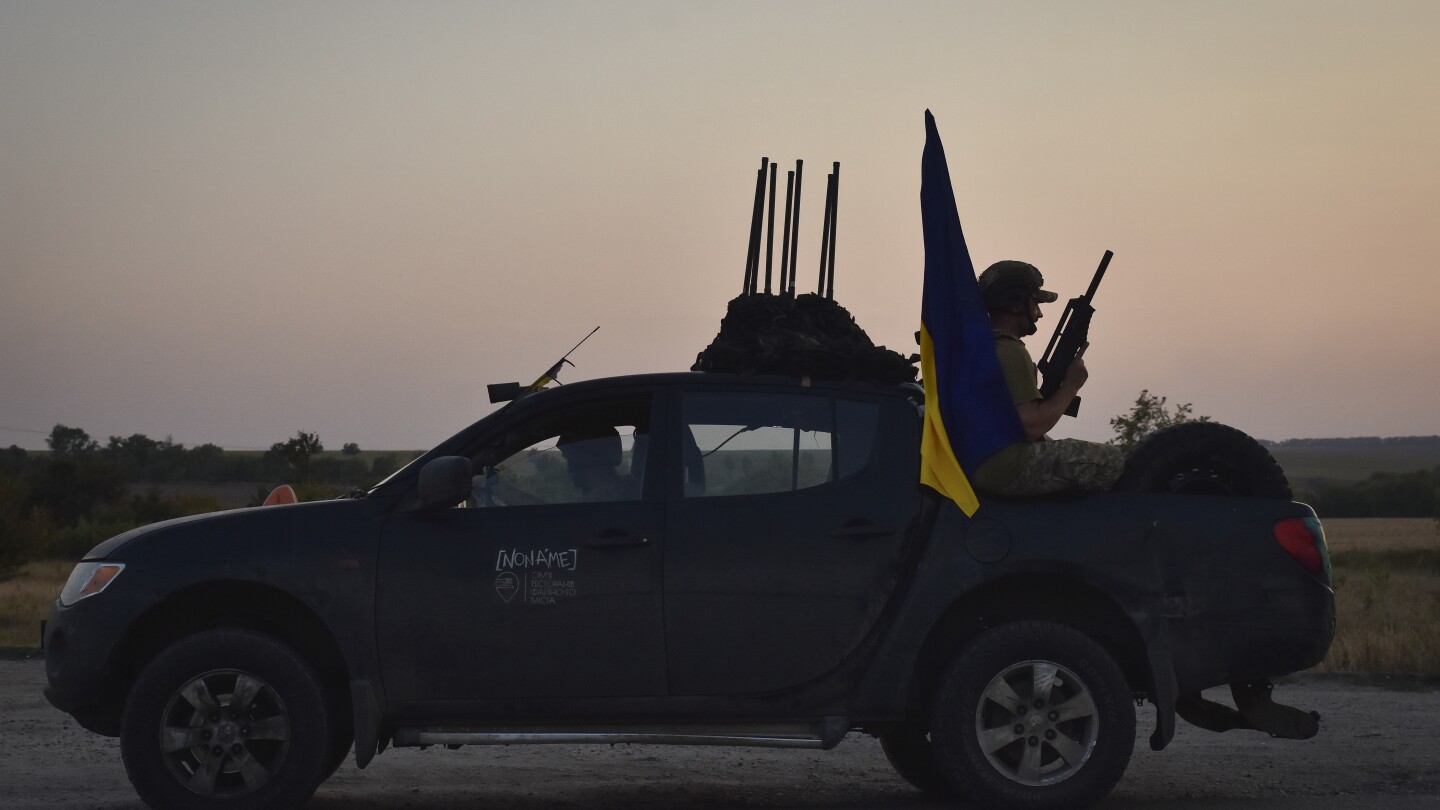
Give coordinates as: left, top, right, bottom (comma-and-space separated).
1174, 680, 1321, 739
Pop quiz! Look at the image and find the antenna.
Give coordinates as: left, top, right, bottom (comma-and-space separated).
742, 158, 768, 295
788, 159, 803, 295
779, 169, 795, 295
816, 170, 834, 296
826, 161, 840, 299
763, 161, 778, 294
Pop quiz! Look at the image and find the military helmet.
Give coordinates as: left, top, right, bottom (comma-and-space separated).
978, 260, 1058, 311
557, 424, 622, 469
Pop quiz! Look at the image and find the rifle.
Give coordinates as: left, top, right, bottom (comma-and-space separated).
487, 326, 600, 403
1037, 250, 1113, 418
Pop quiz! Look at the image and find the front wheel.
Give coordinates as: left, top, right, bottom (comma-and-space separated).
929, 621, 1135, 810
120, 629, 333, 810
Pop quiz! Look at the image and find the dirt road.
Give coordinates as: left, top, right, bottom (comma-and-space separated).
3, 660, 1437, 810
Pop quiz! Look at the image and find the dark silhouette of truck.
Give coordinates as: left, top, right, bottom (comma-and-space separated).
43, 372, 1334, 810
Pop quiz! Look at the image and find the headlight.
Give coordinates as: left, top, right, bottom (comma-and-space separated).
59, 562, 126, 606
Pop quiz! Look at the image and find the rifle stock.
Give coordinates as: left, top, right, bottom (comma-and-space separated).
1037, 250, 1113, 418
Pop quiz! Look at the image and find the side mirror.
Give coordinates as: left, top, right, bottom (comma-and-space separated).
407, 456, 473, 512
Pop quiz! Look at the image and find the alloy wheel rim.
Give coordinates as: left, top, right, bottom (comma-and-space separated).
974, 659, 1099, 786
157, 668, 291, 798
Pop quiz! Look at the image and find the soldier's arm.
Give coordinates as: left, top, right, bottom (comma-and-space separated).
1016, 348, 1087, 440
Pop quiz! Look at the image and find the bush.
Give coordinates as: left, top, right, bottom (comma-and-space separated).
1109, 390, 1209, 453
49, 517, 135, 562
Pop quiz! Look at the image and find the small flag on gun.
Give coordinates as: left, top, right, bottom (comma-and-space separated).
527, 326, 600, 390
526, 359, 569, 391
918, 111, 1025, 516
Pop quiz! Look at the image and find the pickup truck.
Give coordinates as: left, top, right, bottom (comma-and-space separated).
43, 371, 1335, 810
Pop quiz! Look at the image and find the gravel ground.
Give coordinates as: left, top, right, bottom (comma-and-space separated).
3, 660, 1438, 810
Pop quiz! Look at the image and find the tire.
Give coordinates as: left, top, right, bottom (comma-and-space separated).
881, 727, 957, 798
121, 629, 333, 810
929, 621, 1135, 810
1114, 422, 1291, 499
323, 729, 353, 781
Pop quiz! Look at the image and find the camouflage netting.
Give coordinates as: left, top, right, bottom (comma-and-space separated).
692, 292, 917, 384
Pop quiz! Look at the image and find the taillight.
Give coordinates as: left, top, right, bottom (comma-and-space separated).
1273, 518, 1328, 579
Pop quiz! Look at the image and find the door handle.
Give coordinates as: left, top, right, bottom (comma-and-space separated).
582, 531, 651, 549
828, 520, 896, 540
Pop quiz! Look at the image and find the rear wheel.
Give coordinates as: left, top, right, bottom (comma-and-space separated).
121, 629, 333, 810
1114, 422, 1291, 499
929, 621, 1135, 810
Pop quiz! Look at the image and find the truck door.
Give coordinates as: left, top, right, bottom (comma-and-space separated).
376, 393, 667, 702
663, 387, 921, 695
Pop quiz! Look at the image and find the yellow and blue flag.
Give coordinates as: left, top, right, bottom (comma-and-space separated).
919, 111, 1025, 516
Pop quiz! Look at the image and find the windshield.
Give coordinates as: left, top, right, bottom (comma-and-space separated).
364, 451, 428, 493
364, 398, 525, 495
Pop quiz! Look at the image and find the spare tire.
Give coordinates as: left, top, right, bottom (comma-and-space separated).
1113, 422, 1291, 499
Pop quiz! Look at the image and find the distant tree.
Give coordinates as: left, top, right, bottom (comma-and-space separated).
105, 433, 160, 475
1109, 390, 1210, 453
28, 458, 127, 526
0, 475, 34, 576
267, 431, 324, 481
342, 443, 361, 455
47, 425, 99, 457
0, 445, 28, 475
182, 443, 227, 481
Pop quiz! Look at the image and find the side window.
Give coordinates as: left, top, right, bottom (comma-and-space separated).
469, 398, 650, 507
681, 392, 836, 498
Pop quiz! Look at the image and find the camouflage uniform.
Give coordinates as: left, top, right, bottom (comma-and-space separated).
989, 437, 1124, 496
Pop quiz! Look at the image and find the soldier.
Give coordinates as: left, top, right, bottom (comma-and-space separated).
971, 260, 1124, 496
557, 425, 638, 503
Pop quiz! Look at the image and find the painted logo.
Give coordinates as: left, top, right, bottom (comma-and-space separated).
494, 571, 519, 603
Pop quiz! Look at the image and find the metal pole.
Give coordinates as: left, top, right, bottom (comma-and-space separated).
779, 170, 795, 296
816, 171, 834, 296
744, 158, 768, 296
788, 159, 803, 294
826, 161, 840, 300
764, 162, 778, 294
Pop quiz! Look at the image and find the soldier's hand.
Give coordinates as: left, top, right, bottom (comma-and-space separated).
1064, 344, 1090, 390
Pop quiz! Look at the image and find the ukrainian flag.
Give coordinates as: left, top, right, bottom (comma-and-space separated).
919, 111, 1025, 516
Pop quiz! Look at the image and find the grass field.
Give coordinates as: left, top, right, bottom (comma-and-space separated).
1317, 518, 1440, 676
5, 518, 1438, 675
0, 560, 69, 648
1318, 517, 1438, 552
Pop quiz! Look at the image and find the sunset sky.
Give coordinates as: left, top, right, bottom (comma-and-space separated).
3, 1, 1437, 452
